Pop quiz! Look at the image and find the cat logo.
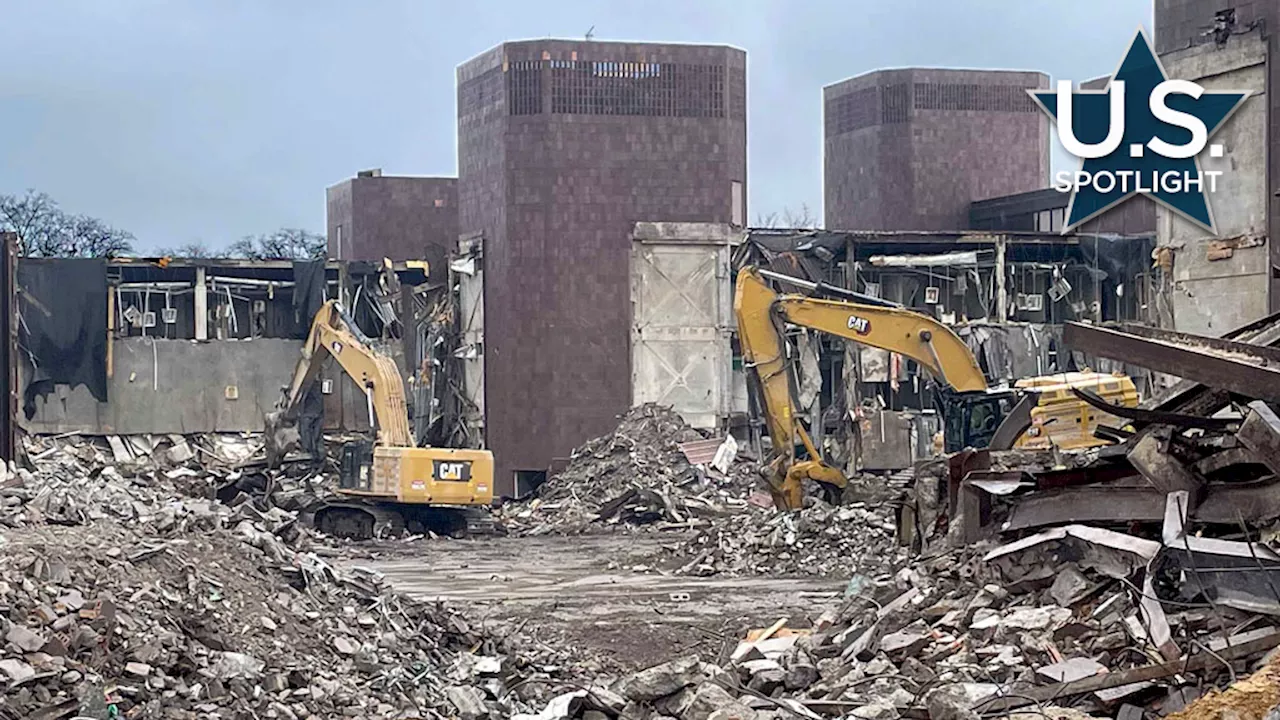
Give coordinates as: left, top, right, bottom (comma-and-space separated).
435, 461, 471, 482
847, 315, 871, 335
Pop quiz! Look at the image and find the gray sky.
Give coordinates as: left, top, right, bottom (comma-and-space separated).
0, 0, 1153, 252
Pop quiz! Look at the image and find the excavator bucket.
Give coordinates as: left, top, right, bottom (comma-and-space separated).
263, 410, 300, 469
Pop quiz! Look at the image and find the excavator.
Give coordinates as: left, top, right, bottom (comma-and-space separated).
264, 300, 494, 539
735, 266, 1138, 510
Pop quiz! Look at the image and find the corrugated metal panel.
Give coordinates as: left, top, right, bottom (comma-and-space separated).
630, 233, 734, 429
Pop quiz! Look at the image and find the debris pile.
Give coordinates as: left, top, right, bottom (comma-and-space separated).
509, 321, 1280, 719
522, 531, 1280, 720
501, 404, 759, 535
669, 500, 908, 578
0, 438, 575, 719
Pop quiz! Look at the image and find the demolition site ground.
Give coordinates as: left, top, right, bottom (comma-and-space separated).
351, 534, 845, 672
15, 389, 1280, 719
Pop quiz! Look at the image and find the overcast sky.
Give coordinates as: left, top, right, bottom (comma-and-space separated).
0, 0, 1153, 252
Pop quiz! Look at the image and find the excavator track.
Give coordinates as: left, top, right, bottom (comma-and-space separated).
311, 501, 500, 540
314, 502, 405, 540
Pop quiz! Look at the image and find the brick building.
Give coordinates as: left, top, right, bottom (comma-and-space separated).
1156, 1, 1280, 314
457, 40, 747, 495
824, 68, 1049, 231
326, 170, 458, 274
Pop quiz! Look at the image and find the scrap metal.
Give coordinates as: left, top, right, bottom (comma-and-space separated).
1063, 321, 1280, 405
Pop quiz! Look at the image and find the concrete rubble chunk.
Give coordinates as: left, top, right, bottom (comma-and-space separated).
210, 652, 264, 680
1000, 606, 1072, 631
0, 659, 35, 684
782, 659, 818, 691
879, 620, 932, 658
653, 686, 695, 717
1049, 566, 1092, 607
616, 654, 703, 701
685, 683, 756, 720
926, 686, 981, 720
446, 685, 490, 720
1036, 657, 1107, 684
6, 624, 45, 653
708, 708, 761, 720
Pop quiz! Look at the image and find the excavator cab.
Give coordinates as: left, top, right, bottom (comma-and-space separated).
940, 390, 1018, 453
338, 440, 376, 491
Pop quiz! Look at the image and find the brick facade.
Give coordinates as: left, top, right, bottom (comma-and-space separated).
457, 40, 748, 495
824, 68, 1049, 231
326, 174, 458, 275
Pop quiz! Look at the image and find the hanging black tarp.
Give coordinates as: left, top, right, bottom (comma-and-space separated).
18, 258, 108, 418
292, 259, 326, 338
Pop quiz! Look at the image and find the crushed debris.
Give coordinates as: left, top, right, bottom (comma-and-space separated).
0, 435, 577, 719
499, 404, 759, 535
667, 499, 908, 578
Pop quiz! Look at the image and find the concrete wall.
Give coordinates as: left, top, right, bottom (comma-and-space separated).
1160, 33, 1270, 336
824, 68, 1049, 231
1158, 2, 1280, 312
458, 40, 748, 496
20, 338, 371, 435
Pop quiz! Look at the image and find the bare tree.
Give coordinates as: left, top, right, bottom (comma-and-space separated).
229, 228, 326, 260
59, 214, 135, 258
754, 203, 819, 230
157, 242, 215, 258
0, 189, 134, 257
782, 203, 818, 229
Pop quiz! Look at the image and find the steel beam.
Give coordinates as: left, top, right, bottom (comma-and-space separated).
1003, 478, 1280, 532
1120, 322, 1280, 364
1139, 312, 1280, 419
1063, 322, 1280, 405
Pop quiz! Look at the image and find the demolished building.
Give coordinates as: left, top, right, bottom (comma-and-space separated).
11, 252, 462, 445
732, 227, 1162, 473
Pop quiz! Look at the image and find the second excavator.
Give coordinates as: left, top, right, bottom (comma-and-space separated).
735, 266, 1137, 510
265, 300, 495, 539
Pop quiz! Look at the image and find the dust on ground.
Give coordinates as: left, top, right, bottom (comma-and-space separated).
339, 533, 847, 673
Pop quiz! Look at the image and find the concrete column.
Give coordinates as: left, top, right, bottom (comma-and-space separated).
995, 235, 1008, 324
194, 266, 208, 340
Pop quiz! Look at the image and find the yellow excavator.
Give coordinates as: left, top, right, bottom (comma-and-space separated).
735, 266, 1137, 509
265, 300, 494, 539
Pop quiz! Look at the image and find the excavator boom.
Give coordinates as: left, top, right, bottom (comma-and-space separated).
267, 299, 494, 539
735, 266, 1136, 509
277, 300, 412, 447
734, 266, 989, 509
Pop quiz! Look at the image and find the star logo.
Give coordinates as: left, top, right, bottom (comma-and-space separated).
1030, 29, 1250, 234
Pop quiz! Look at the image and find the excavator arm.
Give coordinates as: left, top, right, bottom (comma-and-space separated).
734, 266, 989, 509
269, 301, 413, 462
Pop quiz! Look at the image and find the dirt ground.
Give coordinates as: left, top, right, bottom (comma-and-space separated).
338, 532, 847, 673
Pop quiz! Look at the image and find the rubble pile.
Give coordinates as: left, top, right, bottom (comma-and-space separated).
501, 404, 758, 535
0, 439, 575, 719
554, 322, 1280, 720
668, 500, 908, 578
526, 531, 1280, 720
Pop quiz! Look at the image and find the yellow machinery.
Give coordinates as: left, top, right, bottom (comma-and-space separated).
266, 300, 494, 539
735, 266, 1138, 509
1013, 372, 1139, 450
